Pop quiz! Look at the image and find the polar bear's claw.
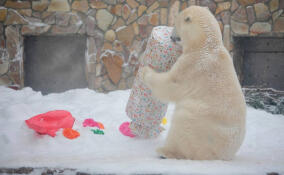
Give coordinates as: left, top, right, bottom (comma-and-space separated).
156, 147, 178, 159
159, 155, 167, 159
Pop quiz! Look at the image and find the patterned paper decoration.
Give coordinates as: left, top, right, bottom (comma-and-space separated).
125, 26, 182, 138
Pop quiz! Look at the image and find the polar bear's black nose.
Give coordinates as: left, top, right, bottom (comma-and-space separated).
170, 36, 181, 42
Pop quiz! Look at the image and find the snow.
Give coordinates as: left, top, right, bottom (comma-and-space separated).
10, 9, 47, 27
115, 26, 127, 33
0, 86, 283, 174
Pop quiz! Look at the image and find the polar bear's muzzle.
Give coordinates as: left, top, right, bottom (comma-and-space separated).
170, 27, 181, 43
170, 36, 181, 42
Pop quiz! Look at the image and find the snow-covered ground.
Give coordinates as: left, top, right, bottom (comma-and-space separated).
0, 86, 283, 175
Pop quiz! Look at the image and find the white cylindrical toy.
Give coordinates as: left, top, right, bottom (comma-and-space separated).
125, 26, 182, 138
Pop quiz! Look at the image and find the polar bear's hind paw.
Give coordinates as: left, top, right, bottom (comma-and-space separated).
156, 147, 177, 159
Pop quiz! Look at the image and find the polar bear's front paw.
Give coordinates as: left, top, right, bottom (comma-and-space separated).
140, 66, 153, 87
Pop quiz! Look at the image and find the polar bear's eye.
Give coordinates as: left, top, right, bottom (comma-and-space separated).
185, 17, 191, 22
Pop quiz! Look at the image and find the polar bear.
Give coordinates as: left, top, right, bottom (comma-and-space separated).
141, 6, 246, 160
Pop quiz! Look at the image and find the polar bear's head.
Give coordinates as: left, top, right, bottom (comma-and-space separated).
171, 6, 223, 52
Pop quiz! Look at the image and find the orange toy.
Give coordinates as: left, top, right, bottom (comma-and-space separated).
97, 122, 105, 129
63, 128, 80, 139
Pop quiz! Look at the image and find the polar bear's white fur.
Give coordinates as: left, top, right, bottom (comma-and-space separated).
141, 6, 246, 160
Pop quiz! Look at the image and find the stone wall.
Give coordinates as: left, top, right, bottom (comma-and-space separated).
0, 0, 283, 92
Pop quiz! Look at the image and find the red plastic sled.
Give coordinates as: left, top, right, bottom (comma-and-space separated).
25, 110, 75, 137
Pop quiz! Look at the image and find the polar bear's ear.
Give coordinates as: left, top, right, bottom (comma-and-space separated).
185, 16, 191, 23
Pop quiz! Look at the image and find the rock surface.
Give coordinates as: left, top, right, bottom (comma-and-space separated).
254, 3, 270, 21
1, 0, 283, 93
250, 22, 271, 35
231, 19, 249, 34
0, 9, 7, 22
101, 52, 123, 84
96, 9, 113, 31
47, 0, 70, 12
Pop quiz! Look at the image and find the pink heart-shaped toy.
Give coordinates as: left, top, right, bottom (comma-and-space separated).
119, 122, 135, 138
83, 118, 104, 129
